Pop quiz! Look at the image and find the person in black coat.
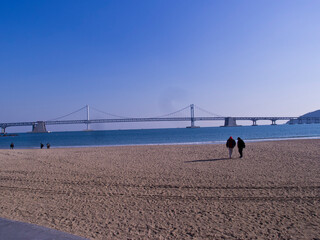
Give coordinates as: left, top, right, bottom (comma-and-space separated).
226, 136, 236, 158
237, 137, 246, 158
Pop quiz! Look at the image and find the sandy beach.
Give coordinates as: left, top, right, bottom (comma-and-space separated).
0, 139, 319, 239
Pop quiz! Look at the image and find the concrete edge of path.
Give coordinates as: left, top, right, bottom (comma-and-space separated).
0, 217, 89, 240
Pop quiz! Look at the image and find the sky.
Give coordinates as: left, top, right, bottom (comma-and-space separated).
1, 0, 320, 132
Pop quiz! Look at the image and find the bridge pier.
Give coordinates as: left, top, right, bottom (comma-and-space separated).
224, 117, 237, 127
32, 121, 47, 133
1, 127, 6, 134
252, 119, 257, 126
271, 119, 277, 125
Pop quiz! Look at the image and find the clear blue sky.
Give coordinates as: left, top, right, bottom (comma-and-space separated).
1, 0, 320, 131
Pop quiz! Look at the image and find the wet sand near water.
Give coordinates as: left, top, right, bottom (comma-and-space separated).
0, 139, 320, 239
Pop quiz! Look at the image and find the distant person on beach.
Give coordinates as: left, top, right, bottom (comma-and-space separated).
46, 143, 50, 149
40, 143, 44, 149
226, 137, 236, 158
237, 137, 246, 158
10, 142, 14, 149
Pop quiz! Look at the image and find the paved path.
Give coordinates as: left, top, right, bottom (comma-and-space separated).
0, 217, 89, 240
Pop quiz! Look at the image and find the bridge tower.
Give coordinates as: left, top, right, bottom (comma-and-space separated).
86, 105, 90, 131
187, 104, 199, 128
191, 104, 195, 127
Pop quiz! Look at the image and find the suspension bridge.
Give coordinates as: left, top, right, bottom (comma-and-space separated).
0, 104, 319, 133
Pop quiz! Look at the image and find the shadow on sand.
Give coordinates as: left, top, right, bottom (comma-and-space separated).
185, 157, 234, 163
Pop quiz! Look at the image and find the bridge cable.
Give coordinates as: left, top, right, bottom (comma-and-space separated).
153, 105, 191, 118
47, 106, 87, 121
90, 107, 130, 119
194, 105, 225, 117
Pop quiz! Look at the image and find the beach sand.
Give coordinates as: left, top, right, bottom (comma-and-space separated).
0, 139, 319, 239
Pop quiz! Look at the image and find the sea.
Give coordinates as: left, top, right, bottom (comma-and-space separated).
0, 124, 320, 149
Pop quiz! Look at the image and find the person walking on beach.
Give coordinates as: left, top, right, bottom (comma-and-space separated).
226, 137, 236, 158
40, 143, 44, 149
46, 143, 50, 149
237, 137, 246, 158
10, 142, 14, 149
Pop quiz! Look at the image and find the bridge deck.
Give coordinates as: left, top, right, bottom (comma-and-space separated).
1, 116, 318, 129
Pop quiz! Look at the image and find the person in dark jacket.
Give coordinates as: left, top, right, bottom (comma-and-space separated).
237, 137, 246, 158
10, 142, 14, 149
40, 143, 44, 149
226, 136, 236, 158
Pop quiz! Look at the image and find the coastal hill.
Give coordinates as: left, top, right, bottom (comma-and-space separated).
287, 109, 320, 124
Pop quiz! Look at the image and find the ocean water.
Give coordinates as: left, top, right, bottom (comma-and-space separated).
0, 124, 320, 149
